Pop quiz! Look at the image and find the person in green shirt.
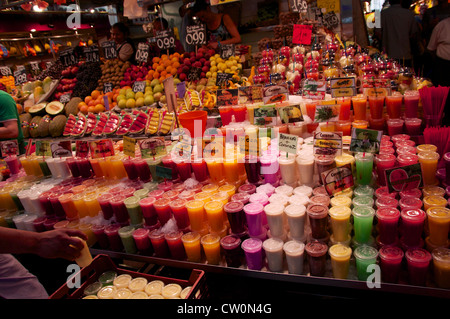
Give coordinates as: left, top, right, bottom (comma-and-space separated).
0, 90, 24, 154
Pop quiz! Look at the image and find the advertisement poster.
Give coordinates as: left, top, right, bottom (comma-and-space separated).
385, 163, 423, 193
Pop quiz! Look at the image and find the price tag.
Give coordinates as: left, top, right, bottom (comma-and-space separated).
291, 0, 308, 13
385, 163, 423, 193
59, 93, 71, 103
216, 72, 234, 87
35, 140, 52, 156
156, 165, 173, 179
104, 83, 114, 93
163, 76, 177, 113
155, 30, 176, 50
75, 140, 90, 158
30, 61, 40, 72
313, 131, 343, 156
14, 69, 27, 86
83, 45, 100, 63
135, 42, 150, 63
293, 24, 313, 45
0, 66, 12, 77
216, 88, 239, 107
123, 136, 136, 157
185, 24, 207, 51
330, 77, 357, 97
101, 41, 117, 60
51, 141, 72, 158
139, 137, 167, 158
220, 44, 235, 59
322, 11, 340, 29
321, 164, 354, 196
0, 140, 19, 157
59, 49, 78, 67
349, 128, 383, 154
132, 81, 146, 93
279, 133, 299, 155
89, 139, 115, 159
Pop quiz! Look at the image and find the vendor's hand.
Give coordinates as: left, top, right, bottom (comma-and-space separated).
208, 42, 219, 50
34, 229, 88, 261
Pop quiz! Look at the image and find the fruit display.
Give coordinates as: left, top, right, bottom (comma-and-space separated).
148, 53, 182, 83
72, 62, 102, 100
54, 65, 78, 100
121, 63, 151, 88
96, 59, 130, 92
177, 48, 214, 83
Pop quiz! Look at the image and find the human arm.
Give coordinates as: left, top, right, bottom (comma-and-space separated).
0, 227, 88, 261
0, 119, 19, 139
208, 14, 241, 49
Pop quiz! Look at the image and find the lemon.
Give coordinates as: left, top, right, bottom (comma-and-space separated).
126, 98, 136, 108
135, 91, 144, 99
135, 97, 144, 108
118, 99, 127, 109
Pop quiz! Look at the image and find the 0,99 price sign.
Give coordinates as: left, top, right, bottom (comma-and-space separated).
155, 30, 176, 50
185, 24, 207, 52
101, 41, 117, 60
135, 42, 150, 63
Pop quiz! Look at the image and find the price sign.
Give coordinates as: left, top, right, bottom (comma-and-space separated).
220, 44, 235, 59
30, 61, 40, 72
322, 11, 340, 29
291, 0, 308, 13
185, 24, 207, 51
293, 24, 313, 45
385, 163, 423, 193
0, 66, 12, 77
279, 133, 298, 155
51, 141, 72, 158
101, 41, 117, 60
35, 140, 52, 157
83, 45, 100, 63
104, 83, 114, 93
216, 72, 234, 87
132, 81, 146, 93
123, 136, 136, 157
59, 93, 71, 103
59, 49, 78, 67
14, 69, 27, 86
155, 30, 176, 50
135, 42, 150, 63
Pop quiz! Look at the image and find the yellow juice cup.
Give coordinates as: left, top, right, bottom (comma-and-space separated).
329, 206, 352, 242
329, 244, 352, 279
201, 183, 219, 195
98, 158, 111, 179
186, 200, 206, 232
416, 144, 437, 154
223, 158, 240, 184
19, 157, 35, 176
432, 247, 450, 289
30, 157, 43, 177
201, 234, 221, 265
0, 190, 17, 211
423, 195, 447, 211
59, 193, 79, 220
111, 156, 128, 179
426, 207, 450, 246
194, 192, 212, 204
84, 193, 101, 217
334, 153, 356, 175
181, 231, 202, 262
78, 223, 97, 247
418, 151, 440, 186
72, 193, 88, 219
204, 200, 224, 232
218, 184, 236, 197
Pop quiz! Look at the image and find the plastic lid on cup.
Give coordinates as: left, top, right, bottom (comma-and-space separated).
241, 237, 263, 253
399, 196, 422, 208
249, 192, 269, 205
352, 206, 375, 218
148, 189, 165, 199
354, 185, 374, 197
238, 184, 256, 194
145, 280, 165, 295
379, 245, 404, 262
288, 194, 310, 206
418, 151, 440, 161
283, 240, 305, 256
401, 208, 426, 222
97, 286, 117, 299
375, 197, 398, 209
124, 196, 140, 207
169, 198, 187, 210
416, 144, 437, 153
224, 201, 244, 214
278, 154, 296, 164
294, 185, 313, 197
376, 207, 400, 221
284, 204, 306, 217
432, 247, 450, 263
118, 225, 135, 237
352, 196, 374, 207
328, 244, 352, 259
243, 202, 264, 216
165, 230, 183, 241
375, 186, 397, 199
329, 206, 351, 219
84, 281, 103, 296
305, 240, 328, 257
405, 248, 432, 264
307, 204, 328, 219
310, 195, 331, 207
422, 185, 446, 197
262, 237, 284, 252
220, 235, 241, 249
132, 227, 150, 239
354, 245, 378, 260
391, 133, 409, 141
154, 197, 171, 208
354, 152, 374, 160
104, 223, 122, 234
268, 193, 290, 206
181, 231, 201, 243
204, 200, 224, 211
426, 206, 450, 220
231, 192, 250, 204
139, 196, 156, 207
423, 195, 447, 207
264, 203, 285, 216
275, 184, 294, 196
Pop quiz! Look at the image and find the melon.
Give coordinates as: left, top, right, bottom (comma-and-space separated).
19, 113, 32, 138
29, 116, 42, 138
128, 111, 148, 135
49, 115, 67, 137
92, 112, 108, 136
71, 112, 87, 137
37, 115, 52, 137
65, 97, 82, 117
45, 101, 65, 116
116, 112, 134, 136
63, 114, 77, 137
103, 112, 121, 135
28, 103, 47, 116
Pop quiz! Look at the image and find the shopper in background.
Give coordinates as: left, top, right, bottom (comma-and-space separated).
110, 22, 136, 64
0, 227, 87, 299
191, 0, 241, 50
179, 0, 196, 51
377, 0, 419, 67
421, 0, 450, 44
427, 17, 450, 87
0, 90, 24, 154
152, 17, 185, 54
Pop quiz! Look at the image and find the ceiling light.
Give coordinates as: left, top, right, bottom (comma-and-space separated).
90, 9, 95, 13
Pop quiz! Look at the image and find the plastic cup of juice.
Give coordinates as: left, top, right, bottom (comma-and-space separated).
379, 245, 404, 283
405, 248, 432, 286
181, 231, 202, 262
426, 207, 450, 246
352, 206, 375, 244
201, 234, 222, 265
305, 240, 328, 277
418, 151, 440, 186
431, 247, 450, 289
262, 237, 284, 272
242, 237, 264, 270
329, 244, 352, 279
354, 245, 379, 281
329, 206, 352, 243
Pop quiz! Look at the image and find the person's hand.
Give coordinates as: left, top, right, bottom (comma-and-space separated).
34, 229, 88, 261
208, 42, 219, 50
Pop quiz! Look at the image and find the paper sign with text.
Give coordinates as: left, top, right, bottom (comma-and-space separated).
330, 77, 357, 97
35, 140, 52, 157
313, 131, 343, 156
0, 140, 19, 157
139, 137, 167, 159
279, 133, 298, 155
123, 136, 136, 157
75, 140, 90, 158
293, 24, 313, 45
51, 141, 72, 158
321, 164, 354, 196
89, 139, 115, 159
349, 128, 382, 154
385, 163, 423, 193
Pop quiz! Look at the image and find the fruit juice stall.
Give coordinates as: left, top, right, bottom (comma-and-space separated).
0, 4, 450, 301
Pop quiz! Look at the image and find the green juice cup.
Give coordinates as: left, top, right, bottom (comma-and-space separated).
352, 206, 375, 244
124, 196, 144, 226
352, 196, 374, 209
119, 225, 137, 254
354, 245, 379, 281
354, 152, 374, 185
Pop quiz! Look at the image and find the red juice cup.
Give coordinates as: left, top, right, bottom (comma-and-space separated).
379, 246, 404, 283
175, 159, 192, 181
49, 192, 66, 219
219, 106, 233, 126
191, 158, 209, 182
405, 248, 432, 286
379, 147, 395, 155
399, 197, 422, 211
397, 153, 418, 166
149, 229, 170, 258
132, 227, 153, 255
66, 157, 81, 178
110, 195, 129, 225
404, 90, 420, 118
153, 198, 172, 226
32, 216, 47, 233
337, 97, 351, 120
220, 235, 243, 267
375, 186, 397, 199
98, 193, 114, 220
104, 224, 124, 251
162, 154, 179, 180
165, 230, 186, 260
242, 237, 264, 270
400, 188, 422, 199
368, 95, 385, 120
238, 183, 256, 195
133, 158, 151, 182
77, 157, 93, 178
43, 217, 59, 231
396, 147, 417, 157
224, 201, 246, 234
376, 207, 400, 245
386, 93, 403, 119
123, 157, 139, 180
400, 208, 426, 248
148, 189, 164, 200
92, 224, 109, 249
375, 197, 398, 210
169, 198, 190, 229
404, 118, 422, 135
375, 154, 396, 186
387, 119, 404, 136
39, 191, 55, 217
139, 196, 159, 227
232, 105, 247, 122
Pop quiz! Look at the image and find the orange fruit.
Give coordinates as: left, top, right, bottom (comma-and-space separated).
152, 57, 161, 64
79, 104, 88, 114
170, 68, 177, 76
84, 96, 93, 104
88, 100, 96, 107
172, 61, 180, 69
91, 90, 101, 99
156, 65, 165, 73
160, 70, 168, 78
153, 71, 160, 79
94, 104, 105, 113
87, 106, 96, 113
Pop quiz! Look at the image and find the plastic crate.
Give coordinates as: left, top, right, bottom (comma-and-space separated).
50, 254, 208, 299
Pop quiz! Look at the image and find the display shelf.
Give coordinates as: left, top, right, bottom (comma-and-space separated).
90, 248, 450, 299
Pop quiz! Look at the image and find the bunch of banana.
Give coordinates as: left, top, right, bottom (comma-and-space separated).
146, 107, 160, 135
159, 110, 175, 135
185, 89, 201, 110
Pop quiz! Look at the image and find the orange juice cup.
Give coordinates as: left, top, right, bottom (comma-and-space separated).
84, 193, 102, 217
204, 200, 225, 232
418, 151, 440, 186
201, 234, 222, 265
181, 231, 202, 262
59, 193, 79, 220
186, 200, 206, 232
352, 95, 367, 121
426, 207, 450, 246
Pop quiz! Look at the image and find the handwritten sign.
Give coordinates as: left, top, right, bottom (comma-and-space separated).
101, 41, 117, 60
291, 0, 308, 13
239, 135, 260, 157
123, 136, 136, 157
89, 139, 115, 158
385, 163, 423, 193
59, 49, 78, 67
321, 164, 354, 196
155, 30, 176, 50
104, 83, 113, 93
279, 133, 298, 155
14, 69, 27, 86
132, 81, 146, 93
216, 72, 234, 87
293, 24, 313, 45
313, 131, 343, 156
51, 141, 72, 158
186, 24, 207, 51
83, 45, 100, 63
0, 66, 12, 77
135, 42, 150, 63
59, 93, 71, 104
220, 44, 235, 59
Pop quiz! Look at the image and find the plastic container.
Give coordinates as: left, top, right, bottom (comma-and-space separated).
432, 247, 450, 289
242, 237, 264, 270
328, 244, 352, 279
379, 245, 404, 283
305, 241, 328, 277
405, 248, 432, 286
354, 245, 379, 281
283, 240, 305, 275
306, 204, 329, 239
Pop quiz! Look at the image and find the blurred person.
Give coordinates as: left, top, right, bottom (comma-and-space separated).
110, 22, 136, 64
427, 16, 450, 86
0, 90, 24, 154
